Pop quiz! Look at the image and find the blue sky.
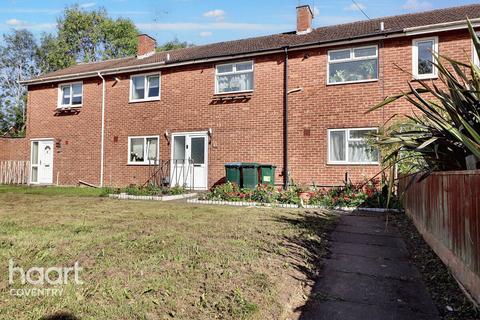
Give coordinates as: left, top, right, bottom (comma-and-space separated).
0, 0, 479, 45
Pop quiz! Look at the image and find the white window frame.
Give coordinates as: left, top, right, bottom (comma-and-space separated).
215, 60, 254, 94
412, 37, 438, 79
127, 135, 160, 165
327, 128, 379, 165
473, 35, 480, 67
327, 45, 379, 85
129, 72, 161, 103
57, 81, 83, 108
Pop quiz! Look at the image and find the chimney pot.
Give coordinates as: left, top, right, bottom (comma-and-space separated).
296, 5, 313, 35
137, 34, 156, 58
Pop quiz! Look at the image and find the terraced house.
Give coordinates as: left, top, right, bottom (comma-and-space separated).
12, 4, 480, 189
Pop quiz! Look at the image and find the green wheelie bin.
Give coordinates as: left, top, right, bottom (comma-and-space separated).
259, 164, 276, 185
240, 163, 260, 189
225, 162, 242, 186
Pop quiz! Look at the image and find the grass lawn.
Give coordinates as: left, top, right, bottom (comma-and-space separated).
0, 186, 337, 320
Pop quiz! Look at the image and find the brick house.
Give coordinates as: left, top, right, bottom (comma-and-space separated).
16, 4, 480, 189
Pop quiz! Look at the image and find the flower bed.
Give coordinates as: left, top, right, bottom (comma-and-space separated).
105, 184, 188, 197
199, 180, 402, 209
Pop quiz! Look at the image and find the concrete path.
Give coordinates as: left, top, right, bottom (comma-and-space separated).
299, 213, 440, 320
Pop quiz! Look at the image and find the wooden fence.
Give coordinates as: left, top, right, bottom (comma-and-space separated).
0, 160, 30, 185
399, 170, 480, 303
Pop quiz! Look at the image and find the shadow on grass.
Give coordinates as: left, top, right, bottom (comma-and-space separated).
40, 311, 79, 320
267, 209, 339, 318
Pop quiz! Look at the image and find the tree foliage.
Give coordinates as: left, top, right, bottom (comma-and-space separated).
0, 29, 40, 135
37, 5, 138, 73
156, 38, 194, 52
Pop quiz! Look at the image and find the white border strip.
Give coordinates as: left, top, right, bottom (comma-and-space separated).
186, 198, 403, 212
109, 193, 197, 201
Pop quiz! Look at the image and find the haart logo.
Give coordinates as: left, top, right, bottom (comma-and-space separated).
7, 259, 83, 297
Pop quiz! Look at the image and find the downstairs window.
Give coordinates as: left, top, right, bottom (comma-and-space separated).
328, 128, 379, 164
128, 136, 159, 165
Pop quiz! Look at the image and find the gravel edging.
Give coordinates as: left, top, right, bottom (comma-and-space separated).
389, 213, 479, 320
187, 198, 403, 213
109, 193, 198, 201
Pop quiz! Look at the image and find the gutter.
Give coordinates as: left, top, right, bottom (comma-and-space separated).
97, 72, 106, 187
20, 18, 480, 86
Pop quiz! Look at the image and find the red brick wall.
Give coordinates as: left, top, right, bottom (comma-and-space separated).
26, 80, 102, 185
24, 29, 473, 187
0, 138, 28, 161
137, 34, 156, 56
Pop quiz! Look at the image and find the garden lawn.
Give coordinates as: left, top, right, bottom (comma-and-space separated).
0, 187, 337, 320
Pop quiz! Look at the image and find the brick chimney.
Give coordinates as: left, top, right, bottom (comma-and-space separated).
296, 5, 313, 35
137, 34, 156, 58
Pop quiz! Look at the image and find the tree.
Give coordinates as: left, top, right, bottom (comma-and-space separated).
0, 29, 40, 136
37, 5, 139, 73
156, 38, 194, 52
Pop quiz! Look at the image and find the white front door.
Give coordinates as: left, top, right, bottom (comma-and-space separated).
31, 140, 54, 184
171, 133, 208, 190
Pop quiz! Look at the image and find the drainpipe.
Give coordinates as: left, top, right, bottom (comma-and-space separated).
283, 47, 289, 190
98, 72, 106, 187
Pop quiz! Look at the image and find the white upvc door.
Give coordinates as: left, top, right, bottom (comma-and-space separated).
171, 132, 208, 190
31, 140, 54, 184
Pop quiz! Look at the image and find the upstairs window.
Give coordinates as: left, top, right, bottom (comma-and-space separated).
327, 45, 378, 84
412, 37, 438, 79
130, 73, 160, 102
328, 128, 379, 164
473, 36, 480, 67
128, 136, 159, 165
58, 82, 83, 108
215, 61, 254, 94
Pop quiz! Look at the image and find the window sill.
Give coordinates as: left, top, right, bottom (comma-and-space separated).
57, 105, 82, 109
129, 97, 161, 104
214, 90, 253, 96
127, 163, 158, 166
326, 79, 378, 86
412, 75, 438, 81
327, 162, 380, 166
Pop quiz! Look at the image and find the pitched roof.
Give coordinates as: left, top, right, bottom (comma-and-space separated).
26, 4, 480, 84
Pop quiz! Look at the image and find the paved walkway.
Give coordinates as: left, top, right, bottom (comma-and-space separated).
299, 213, 440, 320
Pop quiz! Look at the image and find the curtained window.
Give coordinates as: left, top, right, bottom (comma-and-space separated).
128, 136, 159, 164
328, 128, 379, 164
216, 61, 254, 94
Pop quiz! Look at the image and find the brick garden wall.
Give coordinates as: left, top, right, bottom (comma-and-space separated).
24, 29, 473, 187
0, 138, 28, 161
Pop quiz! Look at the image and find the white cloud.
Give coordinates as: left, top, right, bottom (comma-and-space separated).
313, 6, 320, 17
80, 2, 96, 8
199, 31, 213, 37
402, 0, 433, 11
344, 3, 367, 11
137, 22, 291, 31
0, 8, 60, 14
5, 18, 27, 26
203, 9, 226, 21
2, 19, 55, 30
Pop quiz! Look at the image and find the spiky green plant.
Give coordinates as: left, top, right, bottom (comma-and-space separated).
368, 20, 480, 173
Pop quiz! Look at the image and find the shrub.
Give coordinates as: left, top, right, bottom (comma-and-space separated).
251, 184, 279, 203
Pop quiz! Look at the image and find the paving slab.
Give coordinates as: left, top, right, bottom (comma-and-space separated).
299, 300, 436, 320
334, 224, 402, 238
300, 213, 440, 320
311, 270, 438, 314
330, 230, 407, 249
328, 241, 409, 259
323, 253, 422, 280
